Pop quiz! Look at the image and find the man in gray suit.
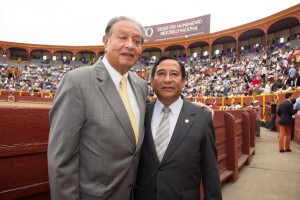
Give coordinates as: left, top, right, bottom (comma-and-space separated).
48, 16, 148, 200
134, 55, 222, 200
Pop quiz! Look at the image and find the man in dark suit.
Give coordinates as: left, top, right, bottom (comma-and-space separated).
134, 55, 222, 200
292, 72, 300, 88
269, 101, 277, 132
48, 16, 148, 200
277, 92, 299, 152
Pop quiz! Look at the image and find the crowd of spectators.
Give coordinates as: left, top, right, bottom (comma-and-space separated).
0, 63, 70, 96
1, 38, 300, 100
179, 46, 300, 99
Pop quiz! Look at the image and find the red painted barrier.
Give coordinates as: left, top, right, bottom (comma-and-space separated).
214, 111, 237, 183
294, 111, 300, 145
0, 95, 53, 103
229, 110, 251, 169
245, 109, 256, 156
0, 106, 51, 199
0, 105, 296, 199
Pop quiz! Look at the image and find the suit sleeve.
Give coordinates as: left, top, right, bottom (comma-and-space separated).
48, 72, 84, 200
201, 112, 223, 200
277, 106, 281, 117
290, 104, 299, 115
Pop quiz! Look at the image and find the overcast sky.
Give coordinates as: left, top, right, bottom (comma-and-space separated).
0, 0, 299, 46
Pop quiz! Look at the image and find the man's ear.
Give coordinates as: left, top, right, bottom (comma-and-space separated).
150, 77, 154, 87
182, 78, 187, 89
102, 36, 108, 46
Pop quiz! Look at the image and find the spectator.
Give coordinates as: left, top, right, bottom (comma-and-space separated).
270, 100, 278, 132
292, 72, 300, 88
277, 92, 299, 152
253, 100, 262, 137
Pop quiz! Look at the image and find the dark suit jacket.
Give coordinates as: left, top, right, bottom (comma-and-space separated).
294, 76, 300, 87
134, 100, 222, 200
277, 99, 299, 126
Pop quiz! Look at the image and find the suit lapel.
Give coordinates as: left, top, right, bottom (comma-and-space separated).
144, 102, 161, 164
94, 61, 136, 147
161, 101, 195, 164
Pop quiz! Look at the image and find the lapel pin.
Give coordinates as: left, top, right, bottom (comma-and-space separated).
185, 119, 189, 123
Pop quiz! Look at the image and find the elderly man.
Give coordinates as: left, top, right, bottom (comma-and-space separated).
48, 16, 148, 200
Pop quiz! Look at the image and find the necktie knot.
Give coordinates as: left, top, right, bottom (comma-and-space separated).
162, 106, 171, 114
120, 75, 127, 86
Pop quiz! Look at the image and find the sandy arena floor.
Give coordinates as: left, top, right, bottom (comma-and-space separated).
0, 100, 52, 108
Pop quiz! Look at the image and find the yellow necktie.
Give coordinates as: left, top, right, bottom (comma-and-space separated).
119, 75, 139, 144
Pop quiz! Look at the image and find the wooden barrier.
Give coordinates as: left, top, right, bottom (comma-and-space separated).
214, 111, 238, 183
1, 105, 294, 199
245, 109, 256, 156
295, 111, 300, 145
0, 90, 53, 103
0, 95, 53, 103
229, 110, 251, 168
241, 111, 252, 164
0, 106, 51, 200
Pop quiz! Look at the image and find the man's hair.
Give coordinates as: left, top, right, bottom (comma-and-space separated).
151, 55, 186, 80
285, 92, 293, 99
104, 16, 145, 44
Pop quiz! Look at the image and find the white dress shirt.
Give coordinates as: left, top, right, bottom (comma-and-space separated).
264, 84, 271, 94
102, 57, 140, 130
294, 97, 300, 110
151, 97, 183, 142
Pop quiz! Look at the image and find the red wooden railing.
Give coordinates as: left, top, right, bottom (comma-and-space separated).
0, 105, 299, 199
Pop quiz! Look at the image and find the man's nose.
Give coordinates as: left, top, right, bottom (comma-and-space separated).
125, 38, 134, 48
164, 74, 171, 82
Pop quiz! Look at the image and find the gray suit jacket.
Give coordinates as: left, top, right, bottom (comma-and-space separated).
48, 59, 148, 200
135, 100, 222, 200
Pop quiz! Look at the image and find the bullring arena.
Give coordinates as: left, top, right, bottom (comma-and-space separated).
0, 101, 51, 107
1, 3, 300, 200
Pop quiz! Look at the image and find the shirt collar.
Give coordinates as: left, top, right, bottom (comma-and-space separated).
102, 56, 128, 87
155, 96, 183, 116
